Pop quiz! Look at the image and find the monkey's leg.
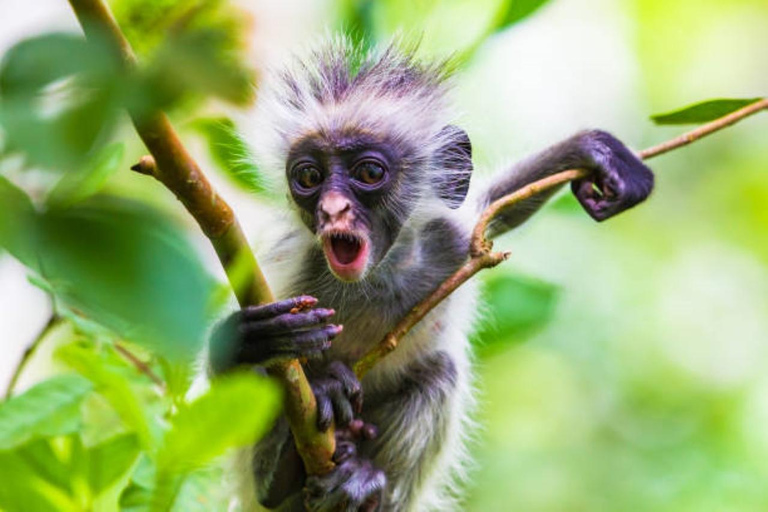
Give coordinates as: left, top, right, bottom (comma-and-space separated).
248, 362, 368, 510
361, 350, 466, 511
482, 130, 654, 237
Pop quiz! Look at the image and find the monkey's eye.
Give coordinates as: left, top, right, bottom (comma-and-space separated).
295, 166, 323, 189
353, 161, 386, 186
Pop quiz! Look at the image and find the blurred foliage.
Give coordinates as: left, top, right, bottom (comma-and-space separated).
335, 0, 553, 61
651, 98, 765, 125
472, 273, 560, 357
189, 117, 274, 197
1, 0, 766, 510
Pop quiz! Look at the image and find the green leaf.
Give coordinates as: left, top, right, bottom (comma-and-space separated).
493, 0, 553, 31
119, 483, 152, 512
471, 273, 560, 357
157, 372, 280, 474
191, 117, 272, 196
47, 143, 125, 208
14, 439, 73, 493
56, 343, 154, 449
151, 373, 280, 510
28, 198, 215, 360
651, 98, 764, 125
135, 28, 254, 114
0, 33, 121, 170
0, 375, 92, 450
0, 448, 77, 512
0, 175, 37, 264
170, 466, 229, 512
88, 433, 141, 495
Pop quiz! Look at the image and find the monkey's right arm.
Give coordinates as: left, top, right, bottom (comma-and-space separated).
208, 296, 341, 374
481, 130, 654, 237
209, 296, 372, 510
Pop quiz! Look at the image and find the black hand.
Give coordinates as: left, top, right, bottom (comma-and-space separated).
210, 295, 341, 373
304, 427, 386, 512
571, 130, 654, 221
311, 361, 363, 431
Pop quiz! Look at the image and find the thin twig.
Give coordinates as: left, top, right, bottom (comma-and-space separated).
114, 342, 166, 390
5, 315, 59, 399
354, 97, 768, 378
639, 98, 768, 159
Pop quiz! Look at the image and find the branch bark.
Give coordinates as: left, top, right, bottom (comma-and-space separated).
354, 97, 768, 378
67, 0, 335, 476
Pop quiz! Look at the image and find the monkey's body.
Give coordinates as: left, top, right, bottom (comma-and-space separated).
212, 36, 654, 511
240, 212, 476, 511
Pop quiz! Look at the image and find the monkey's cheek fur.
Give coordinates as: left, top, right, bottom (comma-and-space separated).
322, 233, 370, 282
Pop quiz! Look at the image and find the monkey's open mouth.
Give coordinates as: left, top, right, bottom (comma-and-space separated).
322, 232, 370, 281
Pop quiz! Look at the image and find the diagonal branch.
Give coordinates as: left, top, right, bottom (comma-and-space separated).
67, 0, 335, 476
354, 97, 768, 378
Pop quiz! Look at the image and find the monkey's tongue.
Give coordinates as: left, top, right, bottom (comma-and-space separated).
330, 236, 363, 265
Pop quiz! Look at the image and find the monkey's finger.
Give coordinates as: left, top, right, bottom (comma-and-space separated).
241, 308, 335, 336
342, 463, 386, 512
572, 179, 615, 222
235, 325, 338, 366
327, 361, 363, 414
241, 295, 318, 321
348, 419, 378, 441
333, 440, 357, 464
329, 383, 354, 427
316, 392, 334, 432
361, 423, 378, 441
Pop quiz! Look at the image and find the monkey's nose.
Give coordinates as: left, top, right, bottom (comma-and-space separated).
319, 191, 352, 224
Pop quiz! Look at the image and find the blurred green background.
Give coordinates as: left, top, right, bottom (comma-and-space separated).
0, 0, 767, 510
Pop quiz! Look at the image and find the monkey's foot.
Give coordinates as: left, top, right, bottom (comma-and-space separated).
310, 361, 364, 431
304, 429, 386, 512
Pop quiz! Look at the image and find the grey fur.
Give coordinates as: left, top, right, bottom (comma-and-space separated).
228, 35, 653, 512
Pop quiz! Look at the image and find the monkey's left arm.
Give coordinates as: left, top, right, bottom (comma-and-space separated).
481, 130, 654, 237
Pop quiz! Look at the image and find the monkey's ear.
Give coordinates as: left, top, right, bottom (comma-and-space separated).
434, 125, 473, 209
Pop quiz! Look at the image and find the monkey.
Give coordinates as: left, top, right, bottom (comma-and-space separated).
208, 36, 654, 512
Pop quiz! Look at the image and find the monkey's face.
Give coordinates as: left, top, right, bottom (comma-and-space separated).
286, 132, 415, 282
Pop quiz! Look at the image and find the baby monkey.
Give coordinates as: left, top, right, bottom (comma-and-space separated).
210, 37, 653, 511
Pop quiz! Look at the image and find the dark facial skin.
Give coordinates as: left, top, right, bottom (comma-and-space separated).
286, 131, 413, 277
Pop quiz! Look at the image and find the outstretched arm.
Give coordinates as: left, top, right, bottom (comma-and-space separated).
481, 130, 654, 238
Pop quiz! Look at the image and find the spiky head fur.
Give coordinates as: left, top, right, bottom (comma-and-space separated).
247, 35, 468, 219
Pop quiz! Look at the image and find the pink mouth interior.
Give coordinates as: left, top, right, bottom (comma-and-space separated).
331, 236, 363, 265
323, 233, 368, 279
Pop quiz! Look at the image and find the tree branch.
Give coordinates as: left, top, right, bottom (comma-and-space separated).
354, 97, 767, 378
67, 0, 335, 476
60, 0, 768, 483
